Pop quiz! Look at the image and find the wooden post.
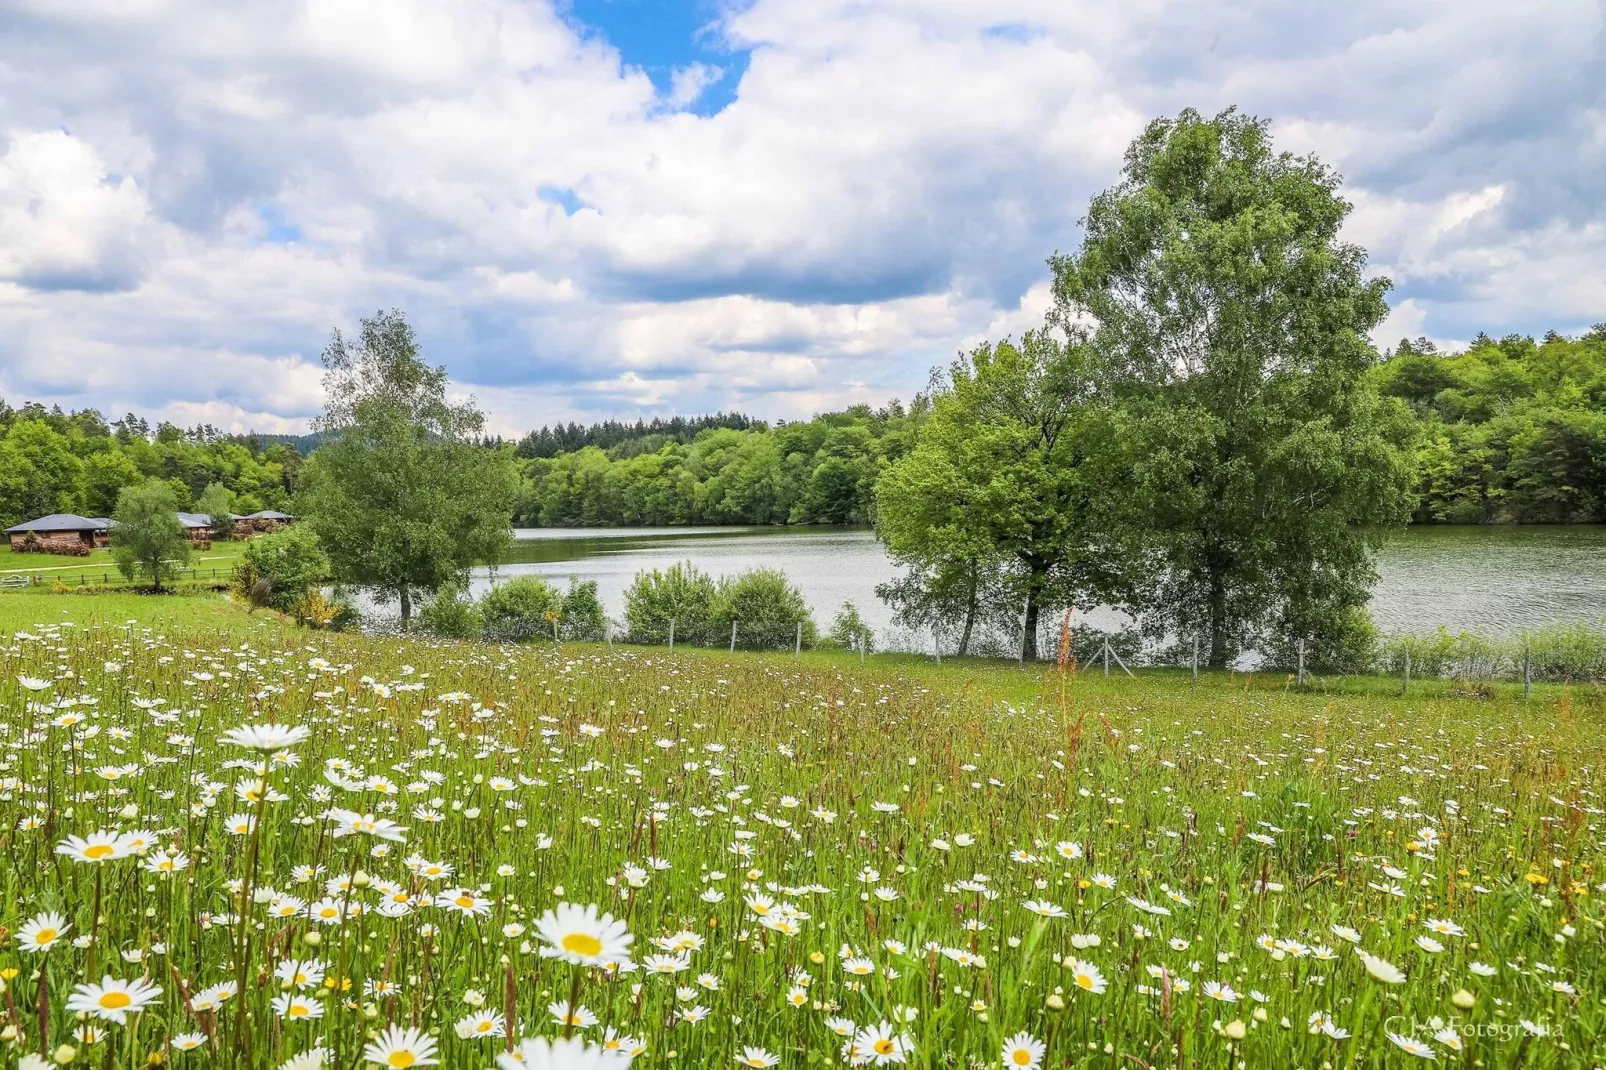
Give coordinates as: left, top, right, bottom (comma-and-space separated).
668, 618, 675, 652
1402, 648, 1410, 694
552, 617, 559, 643
605, 624, 613, 652
1524, 646, 1532, 699
1296, 639, 1306, 688
1191, 636, 1198, 680
859, 631, 866, 666
933, 626, 941, 665
730, 620, 738, 653
1102, 637, 1110, 677
794, 621, 802, 661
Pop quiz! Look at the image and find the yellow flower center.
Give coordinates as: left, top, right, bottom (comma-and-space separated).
84, 844, 114, 860
34, 928, 56, 944
455, 897, 473, 908
874, 1040, 895, 1055
1012, 1051, 1033, 1066
99, 992, 132, 1009
561, 932, 603, 957
387, 1052, 416, 1068
1076, 974, 1095, 990
289, 1004, 309, 1017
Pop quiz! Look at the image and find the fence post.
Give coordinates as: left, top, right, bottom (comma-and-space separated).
668, 618, 675, 652
794, 622, 801, 662
859, 631, 866, 666
1102, 637, 1110, 677
606, 623, 613, 652
1191, 636, 1198, 680
1523, 646, 1532, 700
730, 620, 738, 654
552, 617, 559, 643
1296, 639, 1306, 688
933, 626, 941, 665
1402, 649, 1411, 695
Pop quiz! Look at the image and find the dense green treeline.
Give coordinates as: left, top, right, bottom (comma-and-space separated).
511, 403, 914, 526
1374, 326, 1606, 522
0, 400, 300, 528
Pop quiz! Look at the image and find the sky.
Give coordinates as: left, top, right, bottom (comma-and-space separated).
0, 1, 1602, 437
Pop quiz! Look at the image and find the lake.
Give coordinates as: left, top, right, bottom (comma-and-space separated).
465, 524, 1606, 647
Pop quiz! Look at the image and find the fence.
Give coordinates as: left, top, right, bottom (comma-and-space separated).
0, 566, 233, 591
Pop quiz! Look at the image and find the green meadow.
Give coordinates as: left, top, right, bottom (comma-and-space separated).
0, 615, 1599, 1068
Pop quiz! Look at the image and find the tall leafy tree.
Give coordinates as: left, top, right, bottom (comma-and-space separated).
0, 419, 83, 526
297, 310, 517, 623
110, 482, 191, 591
1050, 107, 1416, 666
875, 331, 1136, 659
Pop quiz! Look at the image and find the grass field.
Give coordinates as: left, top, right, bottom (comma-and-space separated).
0, 539, 251, 588
0, 620, 1600, 1068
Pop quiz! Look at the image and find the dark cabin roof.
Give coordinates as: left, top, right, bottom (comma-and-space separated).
247, 510, 294, 520
4, 514, 111, 535
176, 512, 216, 529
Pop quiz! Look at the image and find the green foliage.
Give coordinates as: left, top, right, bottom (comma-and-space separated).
0, 419, 85, 527
194, 482, 236, 541
824, 601, 873, 652
623, 562, 718, 645
296, 310, 518, 622
710, 568, 818, 650
1050, 107, 1416, 667
560, 579, 607, 641
418, 584, 483, 639
479, 575, 563, 642
109, 481, 191, 591
513, 404, 909, 527
240, 526, 329, 612
875, 332, 1138, 659
1374, 331, 1606, 523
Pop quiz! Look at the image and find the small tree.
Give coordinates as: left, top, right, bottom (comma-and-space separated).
480, 576, 563, 642
826, 601, 874, 653
710, 568, 818, 650
239, 526, 329, 612
195, 482, 236, 542
560, 579, 607, 641
418, 584, 483, 639
110, 482, 191, 591
623, 562, 717, 645
297, 310, 518, 624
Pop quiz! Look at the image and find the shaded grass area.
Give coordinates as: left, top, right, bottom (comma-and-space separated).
0, 585, 287, 634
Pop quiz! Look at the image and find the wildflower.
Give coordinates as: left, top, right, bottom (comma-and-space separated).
363, 1024, 439, 1068
736, 1047, 780, 1067
1001, 1032, 1044, 1069
271, 994, 325, 1021
537, 903, 633, 965
17, 912, 70, 953
549, 1001, 599, 1029
171, 1033, 208, 1051
1358, 950, 1406, 984
327, 809, 408, 842
497, 1037, 626, 1069
221, 724, 311, 751
853, 1022, 913, 1065
1387, 1032, 1437, 1059
1066, 959, 1106, 994
66, 977, 162, 1024
56, 831, 133, 864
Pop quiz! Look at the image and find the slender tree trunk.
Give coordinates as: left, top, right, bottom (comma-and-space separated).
1207, 566, 1229, 669
399, 585, 412, 626
957, 562, 978, 657
1022, 594, 1041, 661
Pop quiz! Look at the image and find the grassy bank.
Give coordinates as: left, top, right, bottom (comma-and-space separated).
0, 619, 1600, 1067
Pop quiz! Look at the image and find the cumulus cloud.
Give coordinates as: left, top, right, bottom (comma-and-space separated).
0, 0, 1600, 433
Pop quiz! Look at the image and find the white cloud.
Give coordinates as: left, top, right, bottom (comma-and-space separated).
0, 0, 1601, 433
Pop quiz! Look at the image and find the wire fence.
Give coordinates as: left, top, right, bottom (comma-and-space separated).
0, 566, 233, 591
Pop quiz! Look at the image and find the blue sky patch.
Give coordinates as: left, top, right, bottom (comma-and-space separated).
563, 0, 749, 114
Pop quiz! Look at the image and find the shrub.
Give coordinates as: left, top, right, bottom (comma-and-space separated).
293, 590, 341, 629
481, 575, 563, 642
710, 568, 817, 650
824, 601, 874, 652
418, 584, 483, 639
240, 526, 329, 612
624, 562, 717, 645
1263, 607, 1382, 676
561, 579, 607, 641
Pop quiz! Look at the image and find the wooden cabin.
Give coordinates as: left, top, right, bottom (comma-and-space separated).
177, 512, 215, 550
230, 510, 295, 538
5, 514, 112, 555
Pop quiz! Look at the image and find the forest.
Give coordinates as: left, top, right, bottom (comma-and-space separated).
4, 324, 1605, 535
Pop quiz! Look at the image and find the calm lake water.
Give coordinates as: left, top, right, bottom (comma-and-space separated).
466, 525, 1606, 645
